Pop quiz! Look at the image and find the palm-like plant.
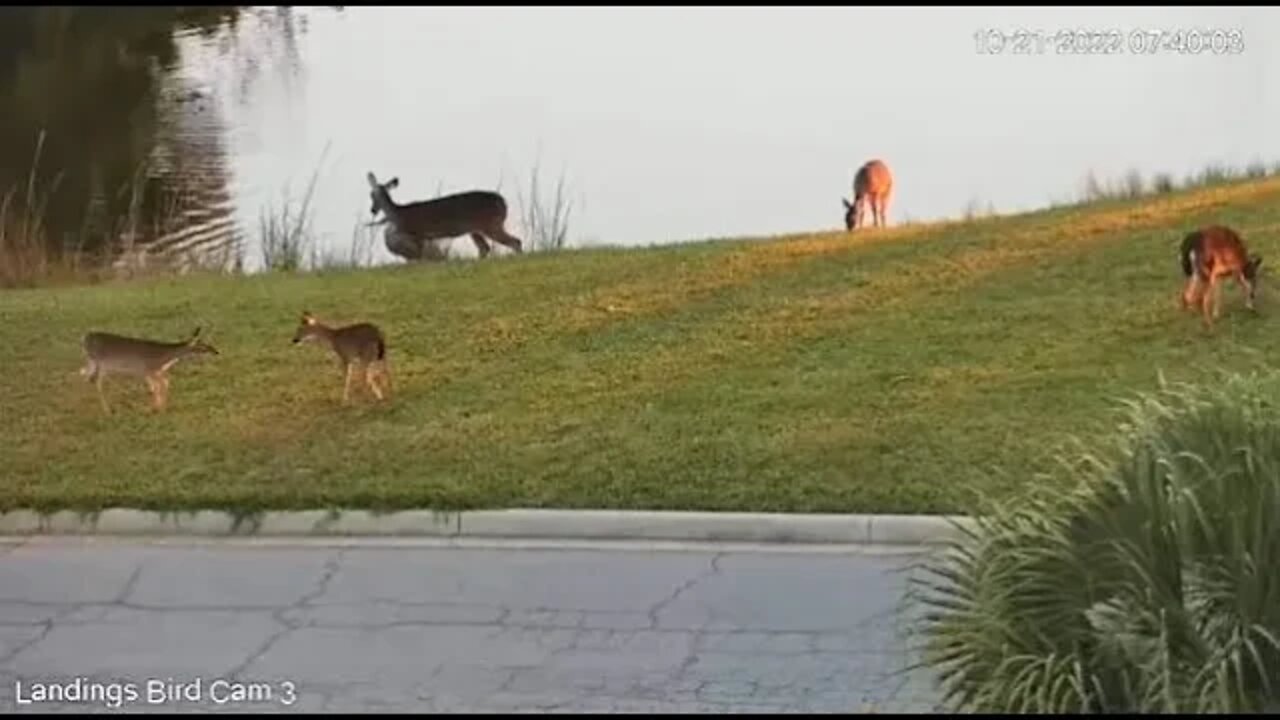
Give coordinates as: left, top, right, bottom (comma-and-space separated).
908, 370, 1280, 713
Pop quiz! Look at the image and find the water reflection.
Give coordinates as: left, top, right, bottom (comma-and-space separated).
0, 7, 306, 280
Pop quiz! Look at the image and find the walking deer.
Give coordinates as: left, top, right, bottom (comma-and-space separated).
366, 171, 523, 261
291, 311, 391, 405
79, 327, 219, 414
1180, 224, 1263, 330
842, 159, 893, 231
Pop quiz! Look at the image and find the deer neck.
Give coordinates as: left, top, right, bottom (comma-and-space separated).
157, 343, 196, 371
377, 197, 407, 227
311, 324, 339, 349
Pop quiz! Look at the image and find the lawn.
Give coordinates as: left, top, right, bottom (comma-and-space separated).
3, 176, 1280, 515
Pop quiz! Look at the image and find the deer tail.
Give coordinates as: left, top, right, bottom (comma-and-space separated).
1179, 231, 1200, 278
376, 337, 386, 361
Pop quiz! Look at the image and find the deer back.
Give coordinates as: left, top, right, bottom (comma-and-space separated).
1199, 225, 1246, 258
854, 160, 892, 199
388, 191, 509, 241
83, 332, 209, 375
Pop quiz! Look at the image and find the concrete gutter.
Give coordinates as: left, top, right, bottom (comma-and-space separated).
0, 508, 976, 546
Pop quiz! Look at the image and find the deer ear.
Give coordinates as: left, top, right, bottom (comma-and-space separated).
387, 177, 400, 189
842, 198, 852, 210
366, 172, 378, 189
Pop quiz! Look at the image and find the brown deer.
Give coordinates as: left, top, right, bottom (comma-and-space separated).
1179, 224, 1263, 329
366, 171, 523, 261
79, 327, 219, 414
291, 311, 391, 405
842, 159, 893, 231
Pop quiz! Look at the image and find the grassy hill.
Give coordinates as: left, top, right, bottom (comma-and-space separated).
4, 176, 1280, 515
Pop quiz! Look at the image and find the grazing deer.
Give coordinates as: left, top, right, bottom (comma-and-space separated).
79, 327, 219, 414
291, 311, 391, 404
842, 159, 893, 231
1179, 224, 1263, 329
366, 171, 523, 261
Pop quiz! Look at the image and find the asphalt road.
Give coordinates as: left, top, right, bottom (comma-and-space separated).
0, 537, 942, 713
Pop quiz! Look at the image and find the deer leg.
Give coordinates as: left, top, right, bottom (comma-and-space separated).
145, 376, 161, 411
1202, 274, 1220, 328
95, 375, 111, 415
1237, 270, 1256, 311
150, 375, 170, 411
469, 233, 492, 259
364, 363, 385, 401
488, 225, 524, 253
421, 240, 449, 262
342, 363, 355, 405
376, 359, 393, 397
1181, 272, 1201, 310
879, 192, 891, 228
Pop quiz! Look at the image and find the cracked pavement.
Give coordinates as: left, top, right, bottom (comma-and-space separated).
0, 537, 942, 713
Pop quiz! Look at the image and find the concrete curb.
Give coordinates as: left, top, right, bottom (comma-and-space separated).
0, 508, 977, 546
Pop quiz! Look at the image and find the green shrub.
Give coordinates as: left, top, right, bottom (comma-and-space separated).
909, 370, 1280, 713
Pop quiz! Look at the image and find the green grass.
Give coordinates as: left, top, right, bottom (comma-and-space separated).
4, 176, 1280, 515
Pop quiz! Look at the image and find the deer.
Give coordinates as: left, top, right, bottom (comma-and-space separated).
365, 171, 523, 262
291, 311, 391, 405
842, 159, 893, 231
1179, 224, 1263, 330
78, 326, 219, 414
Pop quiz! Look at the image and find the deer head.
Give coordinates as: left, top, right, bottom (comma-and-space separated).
842, 197, 859, 231
367, 171, 401, 218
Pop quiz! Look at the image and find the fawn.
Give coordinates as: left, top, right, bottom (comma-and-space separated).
843, 159, 893, 231
291, 311, 391, 404
1179, 224, 1263, 329
79, 326, 219, 414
